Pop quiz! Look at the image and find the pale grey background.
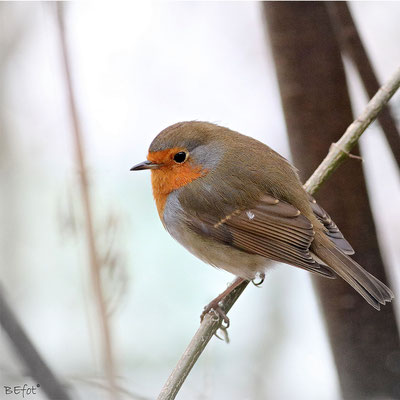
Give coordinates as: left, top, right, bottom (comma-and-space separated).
0, 2, 399, 399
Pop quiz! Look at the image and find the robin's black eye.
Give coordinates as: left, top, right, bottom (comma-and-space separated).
173, 151, 187, 163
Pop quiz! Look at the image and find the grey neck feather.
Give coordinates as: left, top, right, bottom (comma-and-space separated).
189, 143, 223, 170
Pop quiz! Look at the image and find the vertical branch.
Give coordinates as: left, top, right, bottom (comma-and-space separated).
55, 4, 118, 398
327, 2, 400, 170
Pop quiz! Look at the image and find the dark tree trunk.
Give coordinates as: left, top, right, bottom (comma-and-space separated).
263, 2, 400, 399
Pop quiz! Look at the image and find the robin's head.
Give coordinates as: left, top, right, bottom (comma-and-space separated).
131, 121, 229, 215
131, 121, 227, 187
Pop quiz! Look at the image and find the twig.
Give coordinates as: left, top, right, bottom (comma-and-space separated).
327, 2, 400, 170
157, 65, 400, 400
157, 282, 249, 400
304, 65, 400, 194
0, 287, 72, 400
55, 3, 118, 399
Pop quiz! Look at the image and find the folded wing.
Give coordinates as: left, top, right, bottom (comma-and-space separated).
189, 194, 335, 278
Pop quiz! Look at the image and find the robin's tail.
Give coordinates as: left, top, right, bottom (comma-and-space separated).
315, 243, 394, 310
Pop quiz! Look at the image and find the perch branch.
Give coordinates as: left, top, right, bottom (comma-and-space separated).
157, 65, 400, 400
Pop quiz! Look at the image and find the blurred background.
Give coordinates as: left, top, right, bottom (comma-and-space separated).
0, 2, 399, 399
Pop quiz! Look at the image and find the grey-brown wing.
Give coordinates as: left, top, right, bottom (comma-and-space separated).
189, 194, 335, 278
308, 195, 354, 255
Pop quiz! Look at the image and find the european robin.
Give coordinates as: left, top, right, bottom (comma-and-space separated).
131, 121, 393, 323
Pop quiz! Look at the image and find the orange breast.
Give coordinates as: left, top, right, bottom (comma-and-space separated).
148, 149, 207, 219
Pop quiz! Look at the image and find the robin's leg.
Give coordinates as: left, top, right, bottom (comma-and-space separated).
200, 277, 247, 328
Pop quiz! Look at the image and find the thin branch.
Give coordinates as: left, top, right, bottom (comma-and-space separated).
157, 65, 400, 400
157, 281, 249, 400
327, 2, 400, 170
304, 65, 400, 194
55, 4, 118, 398
0, 287, 72, 400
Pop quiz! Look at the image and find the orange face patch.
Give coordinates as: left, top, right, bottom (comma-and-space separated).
148, 148, 208, 218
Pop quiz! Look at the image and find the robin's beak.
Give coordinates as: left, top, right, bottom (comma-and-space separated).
130, 160, 161, 171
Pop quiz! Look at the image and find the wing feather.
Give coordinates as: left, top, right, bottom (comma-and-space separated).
308, 194, 355, 255
189, 195, 335, 278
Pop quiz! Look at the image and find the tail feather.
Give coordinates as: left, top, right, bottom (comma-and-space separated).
315, 243, 394, 310
364, 270, 394, 302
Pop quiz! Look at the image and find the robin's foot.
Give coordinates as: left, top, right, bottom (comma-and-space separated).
252, 273, 265, 287
200, 300, 230, 328
199, 277, 246, 328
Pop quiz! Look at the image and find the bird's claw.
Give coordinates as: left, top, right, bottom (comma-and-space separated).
215, 323, 230, 342
204, 306, 230, 342
200, 303, 230, 329
200, 277, 246, 341
252, 273, 265, 287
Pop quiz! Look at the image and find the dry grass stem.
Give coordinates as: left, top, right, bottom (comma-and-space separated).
55, 3, 118, 399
